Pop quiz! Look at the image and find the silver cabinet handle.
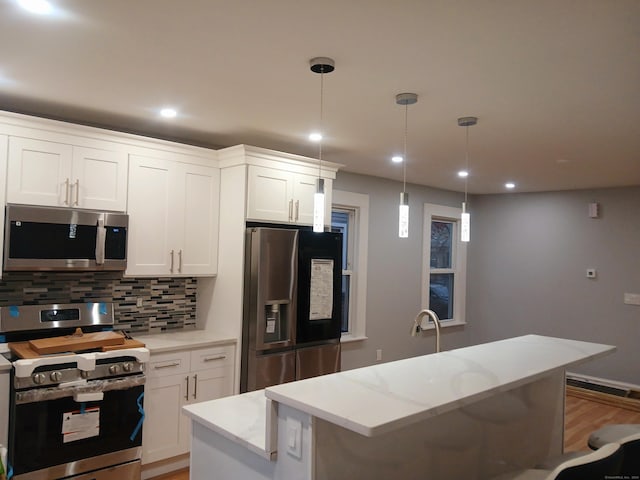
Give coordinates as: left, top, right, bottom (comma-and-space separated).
64, 178, 70, 205
74, 179, 79, 206
178, 249, 183, 273
295, 200, 299, 221
193, 373, 198, 400
185, 375, 190, 401
95, 215, 106, 265
288, 199, 293, 221
203, 355, 226, 362
153, 362, 180, 369
170, 249, 175, 273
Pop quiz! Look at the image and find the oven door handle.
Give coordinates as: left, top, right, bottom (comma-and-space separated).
74, 391, 104, 402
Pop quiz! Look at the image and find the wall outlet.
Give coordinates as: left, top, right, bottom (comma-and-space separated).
624, 293, 640, 306
136, 297, 144, 307
286, 417, 302, 459
376, 349, 382, 361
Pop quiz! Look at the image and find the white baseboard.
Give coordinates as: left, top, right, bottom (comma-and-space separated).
566, 372, 640, 393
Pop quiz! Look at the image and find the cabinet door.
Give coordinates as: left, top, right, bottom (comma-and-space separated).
126, 155, 174, 276
177, 164, 220, 276
246, 165, 292, 222
141, 373, 190, 464
192, 365, 234, 403
6, 137, 72, 207
72, 147, 128, 211
292, 173, 318, 225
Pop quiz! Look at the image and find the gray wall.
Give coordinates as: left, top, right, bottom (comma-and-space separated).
333, 172, 472, 370
335, 170, 639, 385
467, 186, 640, 385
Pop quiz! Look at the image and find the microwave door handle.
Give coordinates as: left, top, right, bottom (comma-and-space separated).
95, 216, 106, 265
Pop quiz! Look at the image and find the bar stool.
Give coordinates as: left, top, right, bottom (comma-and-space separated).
588, 423, 640, 449
492, 442, 623, 480
539, 431, 640, 478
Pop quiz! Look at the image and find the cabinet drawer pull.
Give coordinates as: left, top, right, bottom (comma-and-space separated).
153, 362, 181, 369
203, 355, 226, 362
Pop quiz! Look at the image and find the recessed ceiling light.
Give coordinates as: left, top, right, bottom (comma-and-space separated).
391, 155, 403, 164
308, 132, 322, 142
159, 108, 177, 119
458, 170, 469, 178
17, 0, 53, 15
505, 182, 516, 189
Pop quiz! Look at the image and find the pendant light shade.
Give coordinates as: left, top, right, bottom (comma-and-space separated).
310, 57, 335, 233
396, 93, 418, 239
457, 116, 477, 243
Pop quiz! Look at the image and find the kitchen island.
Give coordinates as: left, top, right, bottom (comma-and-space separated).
183, 335, 615, 480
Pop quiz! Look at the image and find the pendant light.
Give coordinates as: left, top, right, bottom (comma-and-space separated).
309, 57, 335, 233
458, 116, 477, 242
396, 93, 418, 238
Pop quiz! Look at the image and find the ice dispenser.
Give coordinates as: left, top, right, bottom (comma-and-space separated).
263, 301, 291, 344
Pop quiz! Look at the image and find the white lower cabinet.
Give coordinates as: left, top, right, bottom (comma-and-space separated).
141, 344, 234, 464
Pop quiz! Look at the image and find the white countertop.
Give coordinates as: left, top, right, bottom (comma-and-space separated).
133, 330, 237, 353
183, 389, 276, 460
265, 334, 615, 437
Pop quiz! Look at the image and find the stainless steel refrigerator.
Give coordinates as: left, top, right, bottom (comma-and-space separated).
241, 226, 342, 392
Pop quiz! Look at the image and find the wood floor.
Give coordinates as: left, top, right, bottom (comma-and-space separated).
151, 387, 640, 480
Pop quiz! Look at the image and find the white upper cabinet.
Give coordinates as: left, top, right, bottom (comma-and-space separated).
7, 137, 127, 211
247, 166, 333, 225
126, 154, 219, 277
219, 145, 340, 227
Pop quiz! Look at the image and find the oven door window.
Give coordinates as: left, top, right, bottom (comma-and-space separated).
10, 385, 144, 477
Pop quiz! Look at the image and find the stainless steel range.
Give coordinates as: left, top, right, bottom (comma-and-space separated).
0, 302, 149, 480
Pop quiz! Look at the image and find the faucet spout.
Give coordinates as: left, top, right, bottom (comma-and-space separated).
411, 309, 442, 353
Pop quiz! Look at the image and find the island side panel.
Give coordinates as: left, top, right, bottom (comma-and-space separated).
190, 421, 276, 480
313, 371, 565, 480
190, 404, 315, 480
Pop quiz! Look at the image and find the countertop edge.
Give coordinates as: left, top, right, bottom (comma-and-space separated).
133, 331, 237, 354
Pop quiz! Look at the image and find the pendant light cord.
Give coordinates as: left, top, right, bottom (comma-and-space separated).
464, 124, 469, 204
318, 66, 324, 178
403, 102, 408, 193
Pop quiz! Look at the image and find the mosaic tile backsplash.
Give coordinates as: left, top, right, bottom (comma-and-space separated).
0, 272, 197, 333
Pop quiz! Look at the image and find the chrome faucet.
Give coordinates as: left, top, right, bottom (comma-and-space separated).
410, 309, 442, 353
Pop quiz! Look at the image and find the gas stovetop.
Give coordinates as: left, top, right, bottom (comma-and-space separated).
0, 302, 149, 389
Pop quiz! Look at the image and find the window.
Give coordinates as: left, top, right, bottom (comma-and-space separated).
422, 203, 467, 326
331, 190, 369, 341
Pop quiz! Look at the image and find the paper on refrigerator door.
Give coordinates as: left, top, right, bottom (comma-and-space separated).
309, 258, 334, 320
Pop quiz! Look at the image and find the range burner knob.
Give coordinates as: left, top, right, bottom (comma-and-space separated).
109, 364, 121, 375
32, 373, 46, 385
50, 371, 62, 382
122, 362, 133, 372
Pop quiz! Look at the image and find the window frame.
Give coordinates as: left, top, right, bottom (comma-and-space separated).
422, 203, 467, 328
332, 190, 369, 342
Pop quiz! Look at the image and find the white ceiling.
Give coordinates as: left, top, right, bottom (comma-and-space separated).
1, 0, 639, 194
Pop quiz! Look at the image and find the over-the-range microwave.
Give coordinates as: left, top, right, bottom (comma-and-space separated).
3, 204, 128, 272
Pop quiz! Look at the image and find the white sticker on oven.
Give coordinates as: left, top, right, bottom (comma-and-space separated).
62, 407, 100, 443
